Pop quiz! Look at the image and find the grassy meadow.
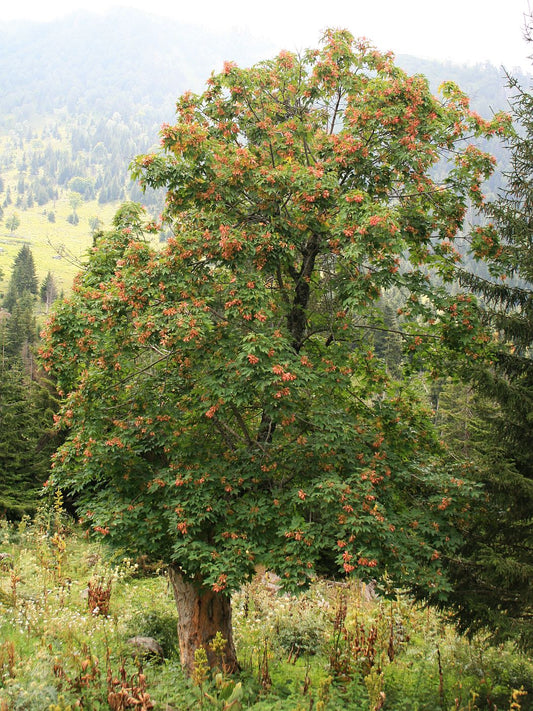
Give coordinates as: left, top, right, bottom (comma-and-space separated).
0, 195, 118, 301
0, 498, 531, 710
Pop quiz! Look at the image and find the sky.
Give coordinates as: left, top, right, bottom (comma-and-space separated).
2, 0, 532, 72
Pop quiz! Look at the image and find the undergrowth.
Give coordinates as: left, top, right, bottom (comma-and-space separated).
0, 500, 531, 710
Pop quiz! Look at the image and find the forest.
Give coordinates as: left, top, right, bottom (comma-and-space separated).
0, 12, 532, 711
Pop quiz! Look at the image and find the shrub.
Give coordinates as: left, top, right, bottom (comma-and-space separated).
123, 611, 180, 660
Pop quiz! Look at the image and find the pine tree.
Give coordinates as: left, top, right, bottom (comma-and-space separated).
432, 69, 533, 650
373, 302, 404, 378
40, 271, 58, 312
0, 289, 57, 517
0, 358, 57, 517
3, 292, 37, 360
3, 244, 38, 312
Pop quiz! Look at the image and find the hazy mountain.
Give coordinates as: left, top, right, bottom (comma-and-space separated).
0, 8, 530, 128
0, 8, 274, 125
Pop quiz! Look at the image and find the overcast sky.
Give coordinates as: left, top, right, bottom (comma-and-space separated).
2, 0, 532, 71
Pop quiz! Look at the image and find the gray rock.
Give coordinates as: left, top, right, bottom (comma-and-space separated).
126, 636, 164, 659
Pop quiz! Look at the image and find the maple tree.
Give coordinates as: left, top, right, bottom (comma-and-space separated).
41, 30, 510, 672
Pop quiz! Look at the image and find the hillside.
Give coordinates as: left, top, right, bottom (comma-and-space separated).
0, 8, 273, 123
0, 10, 527, 125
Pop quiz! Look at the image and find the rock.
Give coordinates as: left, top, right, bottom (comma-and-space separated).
85, 553, 100, 568
263, 571, 281, 593
126, 636, 164, 659
0, 553, 13, 569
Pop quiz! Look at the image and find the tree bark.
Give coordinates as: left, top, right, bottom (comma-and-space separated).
287, 233, 320, 353
168, 564, 239, 675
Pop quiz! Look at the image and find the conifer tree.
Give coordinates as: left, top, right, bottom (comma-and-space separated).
0, 273, 57, 517
0, 300, 56, 517
3, 244, 38, 312
0, 359, 56, 517
40, 271, 58, 312
4, 292, 38, 360
429, 67, 533, 650
373, 302, 403, 378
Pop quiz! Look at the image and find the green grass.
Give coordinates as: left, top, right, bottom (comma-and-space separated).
0, 504, 531, 710
0, 195, 119, 298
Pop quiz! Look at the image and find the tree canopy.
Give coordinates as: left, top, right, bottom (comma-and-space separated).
41, 30, 510, 670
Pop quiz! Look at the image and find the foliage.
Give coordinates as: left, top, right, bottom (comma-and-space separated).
40, 271, 59, 311
123, 610, 180, 660
0, 9, 530, 691
191, 634, 244, 709
4, 213, 20, 235
0, 249, 57, 518
1, 292, 37, 359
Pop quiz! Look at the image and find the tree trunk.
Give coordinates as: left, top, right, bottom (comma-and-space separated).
168, 564, 239, 675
